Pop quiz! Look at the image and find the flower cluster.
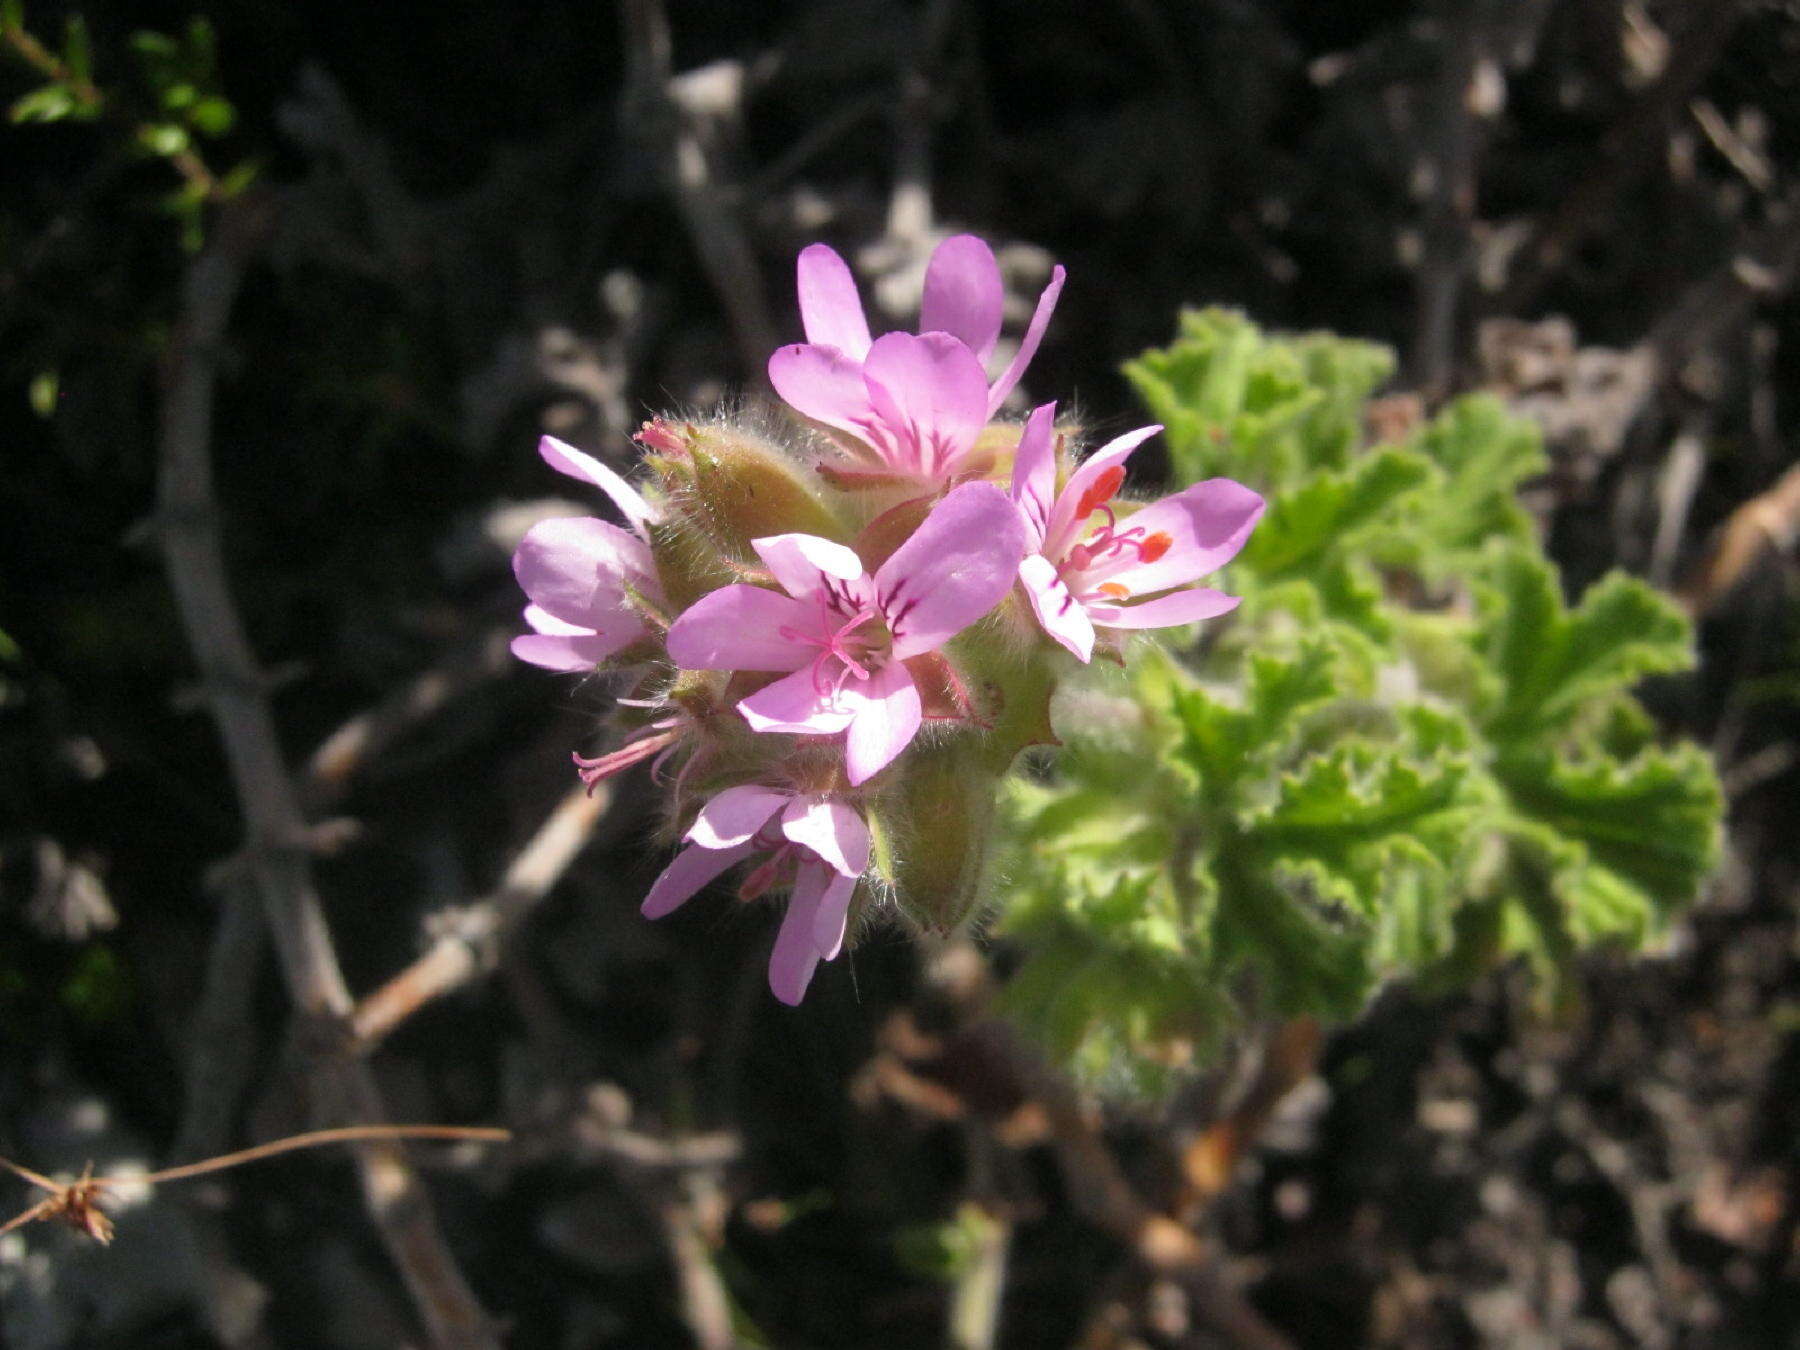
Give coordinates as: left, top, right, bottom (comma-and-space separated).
512, 235, 1264, 1003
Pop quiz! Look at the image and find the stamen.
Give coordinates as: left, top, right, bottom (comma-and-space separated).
573, 727, 682, 793
1095, 582, 1130, 599
782, 598, 882, 698
1075, 466, 1126, 520
1137, 531, 1173, 564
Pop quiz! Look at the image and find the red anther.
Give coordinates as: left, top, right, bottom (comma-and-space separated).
1137, 531, 1173, 564
1075, 466, 1126, 519
1096, 582, 1130, 599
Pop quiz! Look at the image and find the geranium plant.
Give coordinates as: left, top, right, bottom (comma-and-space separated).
512, 243, 1720, 1085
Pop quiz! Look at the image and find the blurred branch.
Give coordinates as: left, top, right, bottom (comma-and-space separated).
1648, 191, 1800, 377
172, 871, 265, 1162
947, 1202, 1011, 1350
620, 0, 774, 378
153, 195, 499, 1350
658, 1171, 740, 1350
351, 783, 609, 1052
1409, 0, 1551, 393
298, 625, 516, 816
1499, 0, 1745, 312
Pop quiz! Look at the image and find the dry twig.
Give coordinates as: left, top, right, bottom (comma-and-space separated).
153, 197, 500, 1350
351, 783, 610, 1052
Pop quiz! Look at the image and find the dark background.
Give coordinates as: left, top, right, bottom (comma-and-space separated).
2, 1, 1798, 1346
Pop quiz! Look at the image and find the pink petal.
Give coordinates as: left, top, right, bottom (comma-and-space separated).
796, 244, 872, 360
985, 263, 1066, 416
1018, 554, 1094, 662
813, 871, 856, 961
876, 481, 1028, 660
862, 332, 990, 478
510, 603, 641, 670
689, 785, 791, 848
920, 234, 1005, 363
768, 343, 877, 441
513, 517, 653, 626
1086, 587, 1241, 629
538, 436, 658, 536
1081, 479, 1265, 595
510, 631, 617, 672
737, 666, 858, 734
768, 865, 826, 1005
779, 797, 870, 877
641, 840, 755, 919
843, 661, 922, 785
1008, 401, 1059, 549
752, 533, 869, 603
666, 585, 814, 671
1043, 425, 1161, 560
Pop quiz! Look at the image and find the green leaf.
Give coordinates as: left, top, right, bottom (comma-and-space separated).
218, 157, 260, 197
1478, 547, 1693, 742
10, 82, 75, 123
130, 29, 179, 60
28, 369, 57, 417
1499, 744, 1720, 907
138, 121, 190, 156
1240, 447, 1430, 580
0, 1, 24, 35
991, 305, 1721, 1092
188, 93, 234, 136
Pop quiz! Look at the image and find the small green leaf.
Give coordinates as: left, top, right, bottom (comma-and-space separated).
138, 121, 190, 155
130, 29, 179, 60
10, 82, 75, 123
0, 0, 24, 35
188, 94, 234, 136
217, 157, 259, 197
28, 369, 58, 418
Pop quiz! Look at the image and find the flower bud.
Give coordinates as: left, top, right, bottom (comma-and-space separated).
876, 739, 1001, 935
666, 421, 845, 557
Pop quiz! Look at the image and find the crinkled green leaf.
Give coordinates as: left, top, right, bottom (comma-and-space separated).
1499, 744, 1720, 907
1240, 448, 1429, 581
1479, 546, 1692, 742
993, 313, 1720, 1093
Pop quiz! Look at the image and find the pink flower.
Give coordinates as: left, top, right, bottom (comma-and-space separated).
767, 235, 1066, 483
511, 436, 665, 671
641, 784, 871, 1005
1009, 403, 1265, 662
665, 481, 1027, 784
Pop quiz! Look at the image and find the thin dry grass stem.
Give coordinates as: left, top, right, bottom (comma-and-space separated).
0, 1126, 510, 1247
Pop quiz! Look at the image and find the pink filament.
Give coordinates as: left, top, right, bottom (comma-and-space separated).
779, 594, 882, 698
